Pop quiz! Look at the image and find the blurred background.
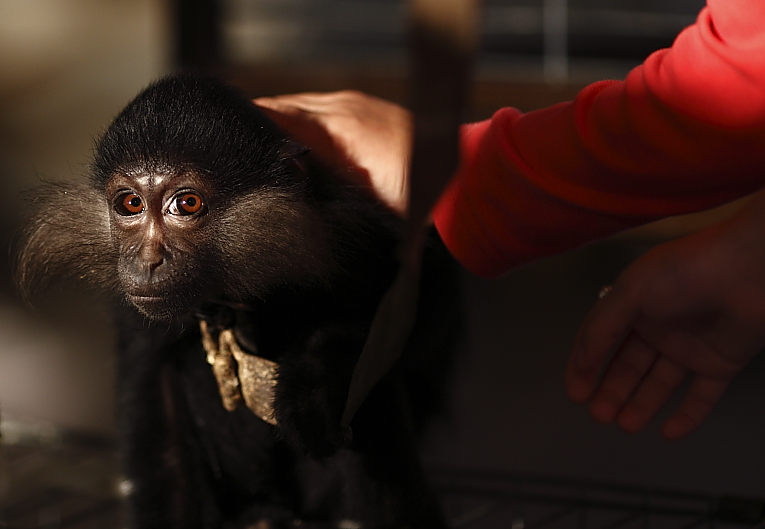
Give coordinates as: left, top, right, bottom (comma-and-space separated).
0, 0, 763, 527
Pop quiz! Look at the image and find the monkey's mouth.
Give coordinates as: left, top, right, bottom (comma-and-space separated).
127, 293, 169, 308
128, 294, 165, 303
126, 292, 193, 321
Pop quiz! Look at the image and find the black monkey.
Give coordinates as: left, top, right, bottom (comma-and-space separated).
16, 73, 460, 529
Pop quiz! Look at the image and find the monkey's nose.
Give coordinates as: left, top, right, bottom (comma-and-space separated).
139, 244, 167, 275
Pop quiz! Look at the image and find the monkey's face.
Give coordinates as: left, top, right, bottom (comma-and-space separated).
106, 169, 216, 321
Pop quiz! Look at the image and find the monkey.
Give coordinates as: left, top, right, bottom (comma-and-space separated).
16, 73, 461, 529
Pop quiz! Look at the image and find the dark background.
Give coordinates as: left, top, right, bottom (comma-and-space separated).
0, 0, 762, 500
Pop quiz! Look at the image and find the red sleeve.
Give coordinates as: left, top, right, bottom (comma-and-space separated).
432, 0, 765, 277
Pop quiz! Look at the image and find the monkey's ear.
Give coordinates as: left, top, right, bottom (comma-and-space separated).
281, 141, 311, 175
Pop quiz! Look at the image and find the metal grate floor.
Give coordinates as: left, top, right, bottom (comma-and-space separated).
430, 469, 765, 529
0, 422, 121, 529
0, 424, 762, 529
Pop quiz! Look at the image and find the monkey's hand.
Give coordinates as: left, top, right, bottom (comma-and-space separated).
272, 326, 362, 458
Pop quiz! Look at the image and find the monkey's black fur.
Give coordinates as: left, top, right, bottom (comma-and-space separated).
17, 73, 460, 528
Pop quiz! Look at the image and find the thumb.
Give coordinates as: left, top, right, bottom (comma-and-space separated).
566, 283, 637, 402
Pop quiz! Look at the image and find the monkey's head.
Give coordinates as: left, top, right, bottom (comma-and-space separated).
17, 74, 335, 321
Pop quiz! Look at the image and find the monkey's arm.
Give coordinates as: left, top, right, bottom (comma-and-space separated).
272, 325, 367, 458
273, 322, 451, 526
116, 308, 220, 529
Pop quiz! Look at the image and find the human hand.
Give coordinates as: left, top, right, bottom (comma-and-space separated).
255, 91, 412, 216
566, 192, 765, 439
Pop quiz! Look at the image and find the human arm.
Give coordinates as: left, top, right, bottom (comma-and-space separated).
257, 0, 765, 276
566, 189, 765, 440
254, 0, 765, 441
433, 0, 765, 276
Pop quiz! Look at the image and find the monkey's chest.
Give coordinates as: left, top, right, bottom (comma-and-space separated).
175, 337, 365, 520
177, 343, 282, 489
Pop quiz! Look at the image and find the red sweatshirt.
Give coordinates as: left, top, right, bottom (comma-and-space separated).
432, 0, 765, 277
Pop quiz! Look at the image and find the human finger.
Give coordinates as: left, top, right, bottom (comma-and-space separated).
615, 356, 687, 434
254, 93, 353, 137
253, 100, 354, 170
255, 104, 317, 135
255, 90, 389, 117
566, 284, 638, 403
254, 92, 342, 113
661, 376, 730, 440
586, 335, 658, 424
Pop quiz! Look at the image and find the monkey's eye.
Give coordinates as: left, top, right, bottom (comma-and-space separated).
169, 192, 204, 216
115, 193, 144, 215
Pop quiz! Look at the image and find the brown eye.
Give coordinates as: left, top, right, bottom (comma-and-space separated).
170, 192, 204, 216
116, 193, 144, 215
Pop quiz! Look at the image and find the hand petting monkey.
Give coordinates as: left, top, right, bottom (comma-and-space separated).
256, 91, 413, 216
